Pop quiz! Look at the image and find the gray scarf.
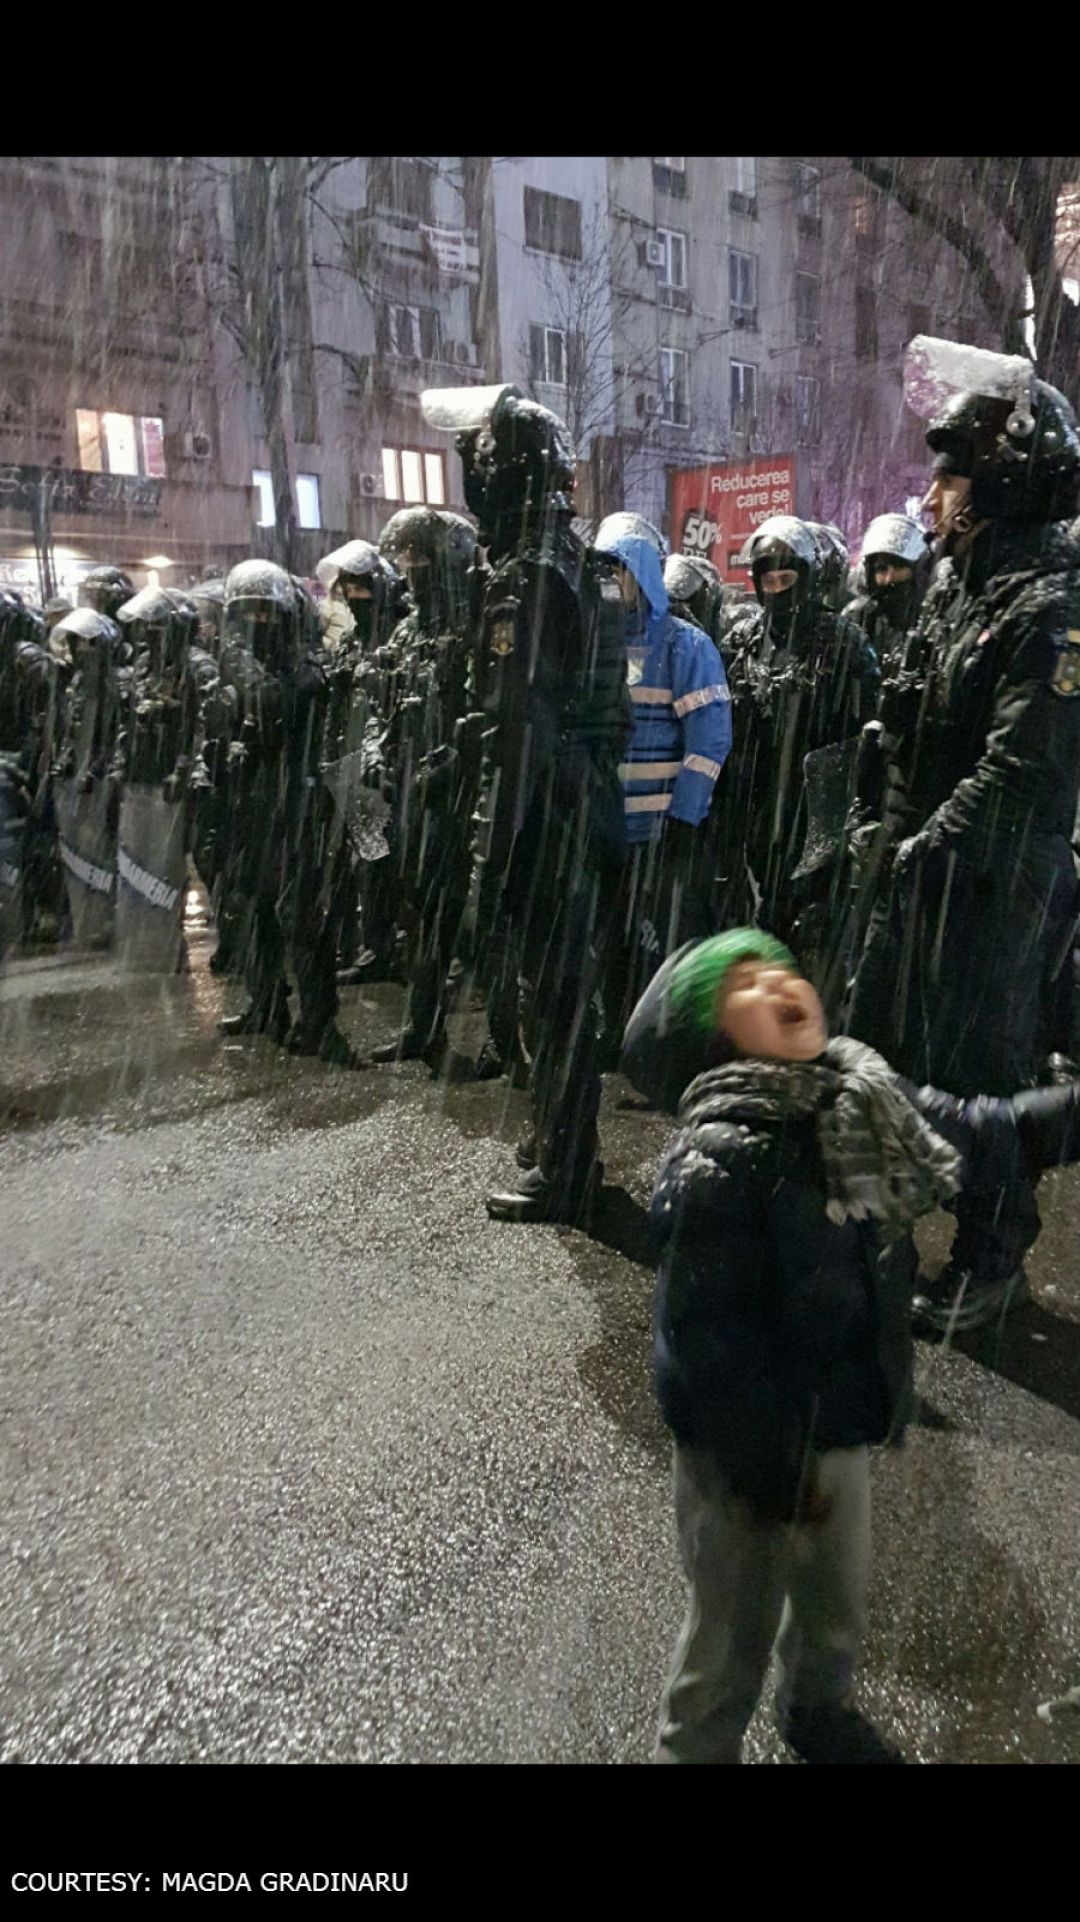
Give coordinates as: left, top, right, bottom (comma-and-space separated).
680, 1035, 962, 1244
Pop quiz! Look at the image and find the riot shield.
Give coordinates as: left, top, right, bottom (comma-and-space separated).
0, 767, 24, 958
55, 776, 116, 950
320, 749, 392, 863
791, 737, 861, 880
114, 785, 187, 972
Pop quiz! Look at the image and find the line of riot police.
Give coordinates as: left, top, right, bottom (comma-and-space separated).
2, 342, 1078, 1301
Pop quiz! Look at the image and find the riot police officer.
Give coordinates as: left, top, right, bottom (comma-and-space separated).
0, 593, 63, 947
844, 512, 929, 675
805, 522, 852, 616
78, 565, 135, 622
112, 587, 217, 969
50, 605, 131, 949
662, 551, 730, 651
422, 382, 630, 1222
849, 338, 1080, 1332
720, 515, 880, 1010
317, 540, 403, 981
216, 560, 357, 1065
365, 506, 481, 1066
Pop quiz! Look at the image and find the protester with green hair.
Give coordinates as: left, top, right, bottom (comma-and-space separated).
623, 930, 1080, 1764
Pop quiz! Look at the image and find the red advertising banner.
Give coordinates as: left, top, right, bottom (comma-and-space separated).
668, 456, 798, 584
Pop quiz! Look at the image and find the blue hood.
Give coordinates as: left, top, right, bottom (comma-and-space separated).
594, 527, 669, 641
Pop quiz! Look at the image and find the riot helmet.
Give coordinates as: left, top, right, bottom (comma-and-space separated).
906, 335, 1080, 526
857, 512, 928, 628
805, 523, 849, 610
316, 540, 388, 649
378, 507, 476, 628
44, 596, 75, 633
422, 383, 576, 556
738, 515, 819, 636
116, 585, 195, 681
189, 578, 226, 651
223, 560, 301, 672
50, 606, 123, 675
597, 513, 666, 557
78, 565, 135, 621
317, 540, 386, 604
664, 551, 726, 642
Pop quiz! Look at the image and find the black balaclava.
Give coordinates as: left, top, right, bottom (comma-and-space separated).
868, 563, 920, 631
341, 585, 378, 651
753, 544, 808, 644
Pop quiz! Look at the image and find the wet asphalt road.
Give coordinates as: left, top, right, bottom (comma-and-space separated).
2, 928, 1079, 1767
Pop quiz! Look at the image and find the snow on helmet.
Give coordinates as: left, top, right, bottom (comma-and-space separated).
316, 540, 384, 593
596, 512, 666, 558
859, 513, 927, 568
909, 335, 1080, 523
737, 515, 818, 572
224, 560, 296, 609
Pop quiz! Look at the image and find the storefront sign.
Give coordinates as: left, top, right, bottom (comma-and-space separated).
668, 456, 797, 583
0, 464, 163, 518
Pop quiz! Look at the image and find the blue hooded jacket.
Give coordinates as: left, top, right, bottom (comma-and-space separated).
594, 523, 731, 846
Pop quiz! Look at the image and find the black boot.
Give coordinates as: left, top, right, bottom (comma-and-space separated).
486, 1159, 602, 1226
366, 1026, 443, 1069
781, 1704, 904, 1765
219, 994, 290, 1043
285, 1019, 362, 1069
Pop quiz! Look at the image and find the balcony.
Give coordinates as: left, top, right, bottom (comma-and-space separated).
659, 285, 692, 313
730, 306, 758, 333
729, 191, 757, 219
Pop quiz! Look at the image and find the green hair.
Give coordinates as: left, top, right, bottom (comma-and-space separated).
668, 929, 797, 1034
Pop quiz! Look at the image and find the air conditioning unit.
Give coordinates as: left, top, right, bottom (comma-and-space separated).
641, 239, 666, 270
643, 394, 663, 416
360, 474, 380, 497
183, 429, 212, 461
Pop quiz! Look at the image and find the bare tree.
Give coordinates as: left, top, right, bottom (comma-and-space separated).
850, 156, 1080, 407
518, 207, 660, 533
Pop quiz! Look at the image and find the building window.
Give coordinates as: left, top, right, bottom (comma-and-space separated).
656, 227, 688, 289
730, 157, 757, 217
368, 157, 435, 226
730, 360, 758, 432
659, 347, 690, 427
377, 301, 442, 361
795, 272, 821, 344
523, 187, 582, 260
795, 374, 821, 446
296, 474, 321, 530
251, 471, 323, 528
529, 323, 567, 387
653, 158, 688, 198
852, 184, 885, 253
855, 286, 878, 361
797, 163, 822, 233
380, 446, 447, 505
76, 409, 166, 479
729, 250, 758, 330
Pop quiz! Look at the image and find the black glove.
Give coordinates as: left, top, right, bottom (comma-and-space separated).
663, 815, 700, 863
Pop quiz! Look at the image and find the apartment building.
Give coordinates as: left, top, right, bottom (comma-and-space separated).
0, 155, 1025, 603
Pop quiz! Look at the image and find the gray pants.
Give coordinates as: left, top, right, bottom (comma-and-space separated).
657, 1443, 871, 1763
